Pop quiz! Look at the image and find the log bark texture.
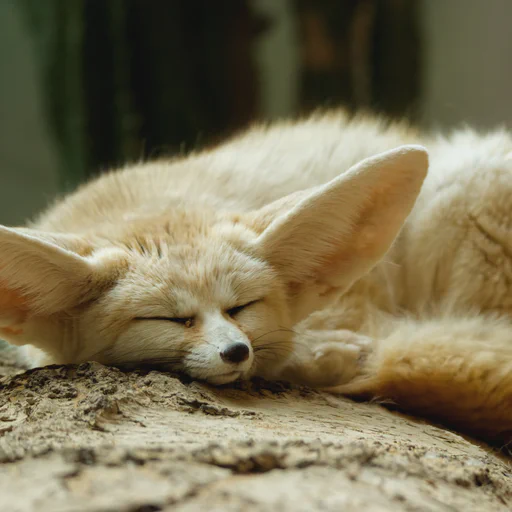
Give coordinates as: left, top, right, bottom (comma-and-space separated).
0, 352, 511, 512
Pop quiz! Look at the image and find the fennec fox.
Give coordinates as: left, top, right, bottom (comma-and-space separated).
2, 111, 512, 442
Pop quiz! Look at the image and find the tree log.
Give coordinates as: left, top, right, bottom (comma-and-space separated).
0, 354, 510, 512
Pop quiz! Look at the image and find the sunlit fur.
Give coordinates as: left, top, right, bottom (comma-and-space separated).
2, 110, 512, 440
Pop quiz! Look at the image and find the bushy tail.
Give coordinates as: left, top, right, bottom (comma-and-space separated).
329, 315, 512, 444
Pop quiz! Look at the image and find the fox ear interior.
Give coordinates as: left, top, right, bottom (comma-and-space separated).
252, 145, 428, 309
0, 227, 116, 333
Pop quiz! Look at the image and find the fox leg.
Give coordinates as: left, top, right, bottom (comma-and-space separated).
325, 314, 512, 443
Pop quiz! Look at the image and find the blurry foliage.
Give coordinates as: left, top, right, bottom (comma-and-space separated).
18, 0, 420, 187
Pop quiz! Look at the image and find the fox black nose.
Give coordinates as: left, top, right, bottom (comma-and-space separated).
220, 343, 250, 363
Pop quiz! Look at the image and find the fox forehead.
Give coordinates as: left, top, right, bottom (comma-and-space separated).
102, 237, 279, 317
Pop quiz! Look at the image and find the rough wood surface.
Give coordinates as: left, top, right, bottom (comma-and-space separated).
0, 351, 511, 512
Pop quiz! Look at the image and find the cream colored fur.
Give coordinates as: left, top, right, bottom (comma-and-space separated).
2, 111, 512, 441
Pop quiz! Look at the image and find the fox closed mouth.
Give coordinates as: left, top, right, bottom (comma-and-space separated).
207, 371, 243, 385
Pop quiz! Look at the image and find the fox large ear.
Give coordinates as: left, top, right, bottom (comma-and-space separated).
251, 145, 428, 320
0, 226, 120, 332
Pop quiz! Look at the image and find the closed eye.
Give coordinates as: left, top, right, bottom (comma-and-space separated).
226, 300, 260, 318
135, 316, 195, 327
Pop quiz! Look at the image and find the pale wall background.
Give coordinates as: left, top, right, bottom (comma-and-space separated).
421, 0, 512, 130
0, 1, 60, 225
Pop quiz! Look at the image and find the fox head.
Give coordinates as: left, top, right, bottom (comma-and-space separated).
0, 146, 427, 384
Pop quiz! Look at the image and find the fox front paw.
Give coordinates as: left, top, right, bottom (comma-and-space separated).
284, 330, 375, 388
311, 340, 364, 387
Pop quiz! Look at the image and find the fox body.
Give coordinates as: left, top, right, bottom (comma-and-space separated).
2, 111, 512, 441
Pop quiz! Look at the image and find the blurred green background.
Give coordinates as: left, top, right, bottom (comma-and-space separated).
1, 0, 511, 225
